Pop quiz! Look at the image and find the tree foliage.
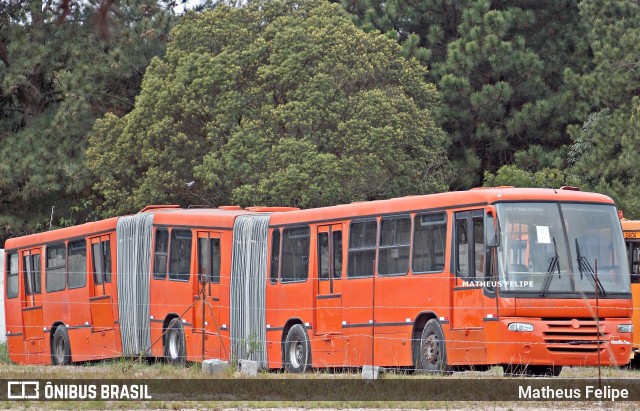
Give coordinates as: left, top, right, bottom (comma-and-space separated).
86, 0, 452, 215
0, 0, 175, 244
339, 0, 588, 188
566, 0, 640, 217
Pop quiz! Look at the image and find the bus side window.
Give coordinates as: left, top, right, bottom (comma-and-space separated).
169, 229, 192, 282
378, 216, 411, 276
46, 244, 66, 292
68, 240, 87, 289
281, 226, 310, 283
456, 218, 469, 277
347, 220, 377, 278
473, 216, 485, 278
270, 229, 281, 284
631, 243, 640, 283
413, 213, 447, 273
154, 229, 169, 280
7, 252, 19, 299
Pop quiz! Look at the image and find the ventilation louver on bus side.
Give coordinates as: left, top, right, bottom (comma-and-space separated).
230, 215, 270, 368
116, 213, 154, 356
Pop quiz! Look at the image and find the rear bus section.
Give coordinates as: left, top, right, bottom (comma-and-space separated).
621, 218, 640, 361
3, 219, 121, 365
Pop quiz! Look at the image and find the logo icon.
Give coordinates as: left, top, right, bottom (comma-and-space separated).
7, 381, 40, 399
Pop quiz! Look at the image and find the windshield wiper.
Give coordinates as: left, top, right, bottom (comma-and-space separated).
540, 238, 560, 297
575, 238, 607, 297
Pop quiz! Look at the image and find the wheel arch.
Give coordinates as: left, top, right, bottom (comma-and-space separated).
49, 321, 67, 362
280, 317, 305, 368
412, 311, 440, 367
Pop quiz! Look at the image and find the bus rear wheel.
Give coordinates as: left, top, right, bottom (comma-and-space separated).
52, 325, 71, 365
284, 324, 311, 373
417, 319, 450, 373
164, 318, 186, 364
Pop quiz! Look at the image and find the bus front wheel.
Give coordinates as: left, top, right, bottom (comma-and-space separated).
418, 319, 450, 373
52, 325, 72, 365
164, 318, 186, 364
284, 324, 311, 373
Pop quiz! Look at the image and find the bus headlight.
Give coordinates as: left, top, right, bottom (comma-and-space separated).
508, 322, 534, 332
618, 324, 633, 333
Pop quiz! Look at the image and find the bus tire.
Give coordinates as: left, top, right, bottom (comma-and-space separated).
52, 326, 72, 366
417, 319, 449, 373
164, 318, 186, 364
284, 324, 311, 373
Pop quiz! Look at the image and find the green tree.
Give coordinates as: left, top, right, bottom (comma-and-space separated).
0, 0, 175, 244
566, 0, 640, 217
87, 0, 452, 215
339, 1, 588, 188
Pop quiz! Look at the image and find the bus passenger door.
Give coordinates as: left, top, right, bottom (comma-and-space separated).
314, 224, 344, 364
21, 249, 45, 357
451, 210, 487, 363
193, 231, 222, 359
88, 236, 118, 355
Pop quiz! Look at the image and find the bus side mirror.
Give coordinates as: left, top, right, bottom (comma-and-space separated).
486, 215, 500, 248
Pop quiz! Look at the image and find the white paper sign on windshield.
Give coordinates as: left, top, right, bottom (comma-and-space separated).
536, 225, 551, 244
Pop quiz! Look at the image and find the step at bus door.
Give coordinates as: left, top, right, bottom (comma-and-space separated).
314, 224, 344, 364
88, 235, 118, 356
194, 231, 222, 359
451, 210, 487, 363
21, 248, 45, 356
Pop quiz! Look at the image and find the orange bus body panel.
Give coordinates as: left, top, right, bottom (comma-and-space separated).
3, 188, 633, 369
621, 218, 640, 357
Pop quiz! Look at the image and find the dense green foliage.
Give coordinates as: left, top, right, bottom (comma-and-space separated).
339, 0, 589, 187
0, 0, 175, 244
2, 0, 640, 244
86, 0, 451, 215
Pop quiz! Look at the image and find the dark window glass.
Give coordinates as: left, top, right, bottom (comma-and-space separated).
68, 240, 87, 289
103, 241, 112, 283
198, 237, 221, 284
211, 238, 220, 284
154, 229, 169, 279
23, 255, 32, 296
92, 243, 103, 285
281, 226, 310, 283
92, 240, 112, 285
629, 242, 640, 283
270, 230, 280, 284
473, 217, 485, 278
31, 254, 41, 294
169, 229, 192, 281
456, 218, 469, 277
318, 232, 329, 280
198, 238, 209, 284
333, 230, 343, 279
348, 220, 377, 278
46, 244, 66, 292
378, 216, 411, 275
7, 253, 19, 299
413, 213, 447, 273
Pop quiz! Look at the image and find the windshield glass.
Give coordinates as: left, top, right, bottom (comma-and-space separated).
495, 202, 630, 295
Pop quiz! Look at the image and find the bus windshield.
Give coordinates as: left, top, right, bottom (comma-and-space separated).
495, 202, 630, 296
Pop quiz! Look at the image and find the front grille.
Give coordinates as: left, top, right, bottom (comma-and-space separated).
543, 319, 608, 353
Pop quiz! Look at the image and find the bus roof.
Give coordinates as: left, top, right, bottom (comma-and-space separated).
4, 187, 615, 250
266, 187, 615, 226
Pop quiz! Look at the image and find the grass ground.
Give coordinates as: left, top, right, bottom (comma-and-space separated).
0, 343, 638, 409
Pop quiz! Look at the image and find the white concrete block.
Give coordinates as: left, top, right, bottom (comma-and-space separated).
362, 365, 380, 380
239, 359, 258, 376
202, 359, 230, 376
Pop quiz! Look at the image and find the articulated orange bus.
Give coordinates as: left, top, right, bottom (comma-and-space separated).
3, 187, 633, 375
619, 218, 640, 362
